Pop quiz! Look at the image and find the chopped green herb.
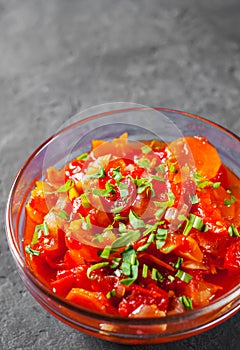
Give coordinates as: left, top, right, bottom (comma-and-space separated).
224, 195, 236, 206
120, 264, 138, 286
118, 182, 129, 198
76, 152, 88, 160
169, 162, 178, 173
189, 194, 199, 205
89, 166, 106, 179
142, 264, 148, 278
156, 228, 168, 249
110, 257, 121, 269
137, 232, 155, 252
175, 270, 192, 283
121, 261, 131, 275
174, 257, 183, 269
112, 166, 123, 182
111, 229, 141, 248
129, 210, 145, 229
228, 224, 239, 237
56, 179, 75, 193
25, 245, 41, 256
87, 262, 109, 279
58, 210, 70, 221
142, 221, 164, 236
92, 182, 115, 197
31, 231, 39, 245
211, 182, 221, 189
80, 193, 91, 208
151, 268, 164, 282
193, 173, 221, 189
179, 295, 193, 310
154, 207, 166, 219
99, 245, 111, 259
119, 247, 139, 286
155, 164, 166, 174
150, 175, 165, 182
154, 192, 175, 209
111, 205, 124, 214
180, 213, 207, 235
33, 221, 49, 244
168, 275, 175, 282
137, 158, 151, 169
106, 289, 116, 299
129, 177, 153, 195
141, 144, 152, 154
81, 214, 92, 230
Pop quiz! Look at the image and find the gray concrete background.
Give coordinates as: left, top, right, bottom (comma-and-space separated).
0, 0, 239, 349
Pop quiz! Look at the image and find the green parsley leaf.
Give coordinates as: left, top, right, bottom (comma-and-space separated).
81, 214, 92, 231
111, 205, 124, 214
99, 245, 111, 259
169, 162, 178, 173
25, 245, 41, 256
76, 152, 88, 160
137, 158, 151, 169
112, 166, 123, 182
56, 179, 75, 193
228, 224, 240, 237
174, 257, 183, 269
151, 268, 164, 282
110, 257, 121, 269
106, 289, 116, 299
189, 194, 199, 204
58, 210, 70, 221
224, 195, 236, 206
168, 275, 175, 282
129, 210, 145, 229
92, 182, 115, 197
142, 264, 148, 278
175, 270, 192, 283
87, 262, 109, 279
80, 193, 91, 208
120, 264, 138, 286
141, 144, 152, 154
137, 232, 155, 252
156, 228, 168, 249
211, 182, 221, 189
89, 166, 106, 179
155, 164, 166, 174
111, 230, 141, 248
118, 182, 129, 198
179, 295, 193, 310
150, 175, 165, 182
33, 221, 49, 245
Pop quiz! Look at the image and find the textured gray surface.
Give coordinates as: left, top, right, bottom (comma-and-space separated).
0, 0, 240, 349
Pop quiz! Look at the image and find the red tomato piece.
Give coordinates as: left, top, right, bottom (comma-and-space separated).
66, 288, 118, 314
224, 239, 240, 271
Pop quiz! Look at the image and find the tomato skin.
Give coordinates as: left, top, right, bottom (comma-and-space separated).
118, 284, 168, 317
66, 288, 118, 314
66, 236, 101, 262
211, 164, 229, 188
224, 239, 240, 271
51, 272, 75, 296
161, 234, 203, 262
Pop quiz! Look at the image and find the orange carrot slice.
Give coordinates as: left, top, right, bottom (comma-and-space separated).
168, 136, 222, 180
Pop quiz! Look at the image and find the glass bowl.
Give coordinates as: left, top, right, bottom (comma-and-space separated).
6, 107, 240, 345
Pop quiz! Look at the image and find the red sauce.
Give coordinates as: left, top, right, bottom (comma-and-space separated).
23, 134, 240, 318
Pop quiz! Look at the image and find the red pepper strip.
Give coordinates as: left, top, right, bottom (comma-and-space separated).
138, 253, 175, 271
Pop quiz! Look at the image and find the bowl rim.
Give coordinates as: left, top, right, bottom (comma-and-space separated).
5, 106, 240, 326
